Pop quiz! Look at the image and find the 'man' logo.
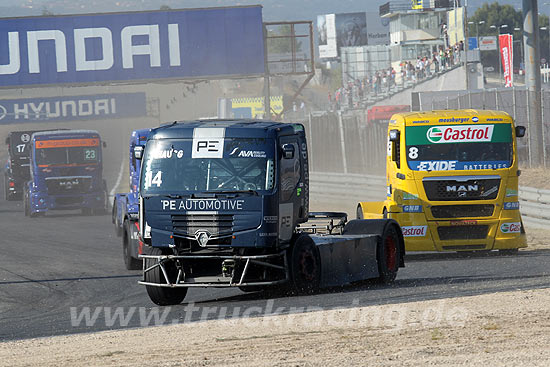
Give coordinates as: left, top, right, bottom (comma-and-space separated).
446, 185, 478, 192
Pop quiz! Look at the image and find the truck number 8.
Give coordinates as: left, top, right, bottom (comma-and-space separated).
408, 147, 418, 159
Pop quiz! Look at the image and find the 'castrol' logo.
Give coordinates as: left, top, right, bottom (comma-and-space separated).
500, 222, 521, 233
402, 225, 427, 237
427, 125, 494, 143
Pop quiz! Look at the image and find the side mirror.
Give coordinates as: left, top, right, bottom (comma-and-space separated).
282, 144, 295, 159
389, 129, 400, 142
134, 145, 144, 160
102, 141, 107, 148
515, 126, 526, 138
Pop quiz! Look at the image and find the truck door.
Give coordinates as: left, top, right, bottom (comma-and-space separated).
278, 135, 305, 241
388, 128, 406, 209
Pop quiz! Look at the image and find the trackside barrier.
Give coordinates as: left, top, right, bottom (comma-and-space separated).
310, 172, 550, 230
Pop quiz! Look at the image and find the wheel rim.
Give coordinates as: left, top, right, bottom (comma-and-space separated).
298, 248, 317, 281
385, 235, 397, 271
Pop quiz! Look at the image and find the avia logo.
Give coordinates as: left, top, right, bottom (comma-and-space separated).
500, 222, 521, 233
426, 125, 494, 143
446, 185, 478, 192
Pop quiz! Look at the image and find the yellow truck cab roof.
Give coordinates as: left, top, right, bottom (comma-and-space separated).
391, 109, 513, 126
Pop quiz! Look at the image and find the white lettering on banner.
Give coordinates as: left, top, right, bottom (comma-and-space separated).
74, 28, 114, 71
0, 32, 20, 75
500, 222, 521, 233
9, 98, 118, 120
426, 125, 494, 143
417, 161, 458, 171
402, 225, 427, 237
27, 30, 68, 73
0, 23, 181, 76
121, 25, 161, 69
161, 199, 245, 211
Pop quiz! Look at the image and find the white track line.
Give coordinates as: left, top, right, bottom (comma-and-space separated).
109, 158, 126, 200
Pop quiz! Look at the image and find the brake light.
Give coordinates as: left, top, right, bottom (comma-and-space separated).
8, 181, 15, 187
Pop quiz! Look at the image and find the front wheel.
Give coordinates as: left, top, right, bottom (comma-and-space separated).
123, 220, 142, 270
145, 247, 188, 306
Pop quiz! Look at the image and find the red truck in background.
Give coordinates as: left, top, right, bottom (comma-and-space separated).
367, 105, 410, 125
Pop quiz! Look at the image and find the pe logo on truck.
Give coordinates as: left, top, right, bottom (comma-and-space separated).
426, 127, 443, 143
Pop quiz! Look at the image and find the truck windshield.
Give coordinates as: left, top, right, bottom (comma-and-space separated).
405, 124, 513, 171
36, 146, 100, 166
140, 138, 275, 195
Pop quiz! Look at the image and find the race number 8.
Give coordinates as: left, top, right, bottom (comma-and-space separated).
408, 147, 418, 159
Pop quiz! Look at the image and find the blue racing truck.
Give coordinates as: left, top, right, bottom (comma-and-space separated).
112, 128, 151, 270
4, 130, 49, 201
138, 120, 406, 305
24, 130, 108, 217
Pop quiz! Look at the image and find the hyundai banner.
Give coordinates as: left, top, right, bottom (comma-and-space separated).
0, 92, 147, 124
499, 34, 513, 87
0, 6, 265, 87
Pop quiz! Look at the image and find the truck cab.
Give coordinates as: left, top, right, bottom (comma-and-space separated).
112, 128, 150, 269
358, 109, 527, 252
24, 130, 108, 216
138, 120, 405, 306
4, 130, 48, 201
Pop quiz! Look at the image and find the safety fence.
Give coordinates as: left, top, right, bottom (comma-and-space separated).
310, 172, 550, 230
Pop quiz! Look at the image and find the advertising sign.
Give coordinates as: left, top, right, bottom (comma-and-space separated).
318, 12, 389, 58
468, 37, 478, 50
0, 92, 147, 124
231, 96, 283, 119
0, 6, 265, 87
499, 34, 513, 87
365, 12, 390, 46
479, 36, 497, 51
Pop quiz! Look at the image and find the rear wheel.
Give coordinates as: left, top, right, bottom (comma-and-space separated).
123, 220, 142, 270
377, 223, 400, 284
289, 235, 321, 294
145, 247, 188, 305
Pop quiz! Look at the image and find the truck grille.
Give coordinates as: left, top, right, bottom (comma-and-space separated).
46, 176, 92, 195
171, 214, 234, 237
431, 204, 494, 218
423, 177, 500, 201
437, 225, 489, 240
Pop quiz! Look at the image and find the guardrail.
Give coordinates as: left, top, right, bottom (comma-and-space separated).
310, 172, 550, 230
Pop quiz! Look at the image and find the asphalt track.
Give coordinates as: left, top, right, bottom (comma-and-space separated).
1, 116, 550, 341
1, 175, 550, 341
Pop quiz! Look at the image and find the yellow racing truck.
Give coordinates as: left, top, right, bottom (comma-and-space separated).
357, 109, 527, 253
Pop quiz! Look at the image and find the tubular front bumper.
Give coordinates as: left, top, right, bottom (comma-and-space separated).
138, 251, 289, 288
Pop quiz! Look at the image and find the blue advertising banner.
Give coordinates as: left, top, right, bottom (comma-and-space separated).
0, 6, 265, 87
468, 37, 478, 50
0, 92, 147, 124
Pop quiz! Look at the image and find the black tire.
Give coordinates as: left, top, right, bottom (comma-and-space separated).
289, 234, 321, 294
24, 189, 30, 217
376, 223, 400, 284
145, 247, 188, 305
4, 175, 10, 201
123, 220, 142, 270
343, 219, 403, 284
